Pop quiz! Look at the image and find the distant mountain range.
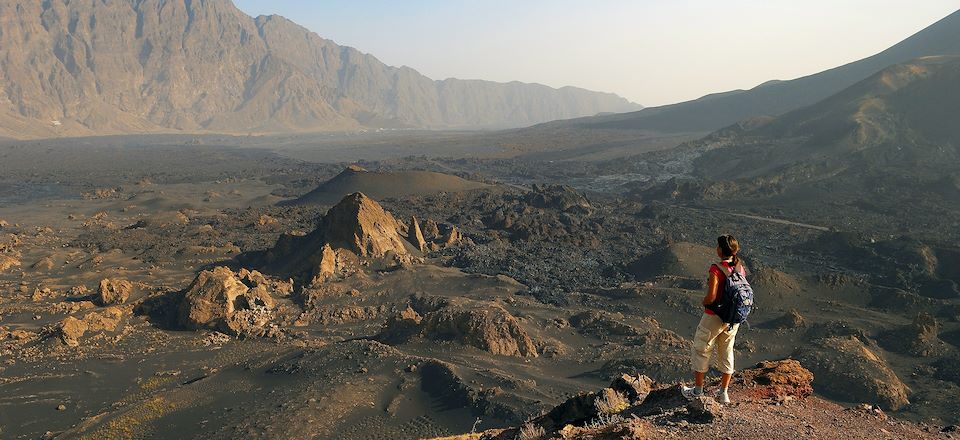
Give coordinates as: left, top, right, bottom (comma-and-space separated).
0, 0, 640, 139
553, 9, 960, 135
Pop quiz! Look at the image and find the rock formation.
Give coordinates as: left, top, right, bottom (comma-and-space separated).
0, 254, 19, 272
177, 267, 277, 337
435, 360, 822, 440
739, 359, 815, 400
378, 296, 538, 357
57, 307, 125, 347
407, 216, 427, 252
262, 192, 414, 281
96, 278, 133, 306
879, 313, 946, 357
320, 193, 407, 258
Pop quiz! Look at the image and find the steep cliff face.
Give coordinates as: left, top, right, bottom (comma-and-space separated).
0, 0, 640, 138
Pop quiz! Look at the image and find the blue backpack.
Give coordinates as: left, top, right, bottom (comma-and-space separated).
707, 264, 754, 326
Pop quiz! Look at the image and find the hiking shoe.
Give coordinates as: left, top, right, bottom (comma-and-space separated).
681, 385, 704, 399
716, 389, 731, 404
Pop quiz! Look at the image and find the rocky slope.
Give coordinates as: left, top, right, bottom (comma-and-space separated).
433, 360, 953, 440
0, 0, 640, 139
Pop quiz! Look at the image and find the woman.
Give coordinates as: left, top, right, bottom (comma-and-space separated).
682, 234, 745, 404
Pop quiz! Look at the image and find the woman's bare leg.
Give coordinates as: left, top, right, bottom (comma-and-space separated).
720, 372, 732, 389
695, 371, 706, 388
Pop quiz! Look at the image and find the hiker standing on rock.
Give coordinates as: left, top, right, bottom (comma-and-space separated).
683, 234, 754, 404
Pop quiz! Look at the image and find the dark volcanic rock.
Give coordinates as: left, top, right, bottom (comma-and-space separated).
879, 313, 947, 357
686, 396, 724, 422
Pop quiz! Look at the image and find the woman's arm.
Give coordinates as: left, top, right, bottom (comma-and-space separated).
703, 270, 720, 306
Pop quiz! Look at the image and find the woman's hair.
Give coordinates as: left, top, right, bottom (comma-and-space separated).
717, 234, 741, 269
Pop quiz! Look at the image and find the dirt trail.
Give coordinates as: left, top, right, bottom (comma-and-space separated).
676, 205, 832, 232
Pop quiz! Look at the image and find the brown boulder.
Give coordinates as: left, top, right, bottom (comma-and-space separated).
83, 306, 125, 332
610, 373, 654, 404
440, 225, 463, 247
311, 244, 340, 284
178, 267, 276, 336
0, 254, 20, 272
58, 317, 88, 347
54, 307, 125, 347
97, 278, 133, 306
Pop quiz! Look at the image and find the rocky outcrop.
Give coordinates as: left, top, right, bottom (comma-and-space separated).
408, 216, 428, 252
432, 360, 949, 440
609, 374, 654, 404
0, 254, 19, 272
378, 296, 537, 357
263, 193, 414, 280
177, 267, 278, 337
56, 307, 125, 347
796, 336, 910, 410
320, 193, 407, 258
524, 184, 593, 214
310, 244, 342, 284
58, 317, 88, 347
0, 0, 639, 139
739, 359, 814, 400
879, 313, 947, 357
96, 278, 133, 306
482, 185, 600, 245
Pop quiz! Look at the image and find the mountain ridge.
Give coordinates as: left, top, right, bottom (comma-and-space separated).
545, 9, 960, 134
693, 55, 960, 182
0, 0, 640, 139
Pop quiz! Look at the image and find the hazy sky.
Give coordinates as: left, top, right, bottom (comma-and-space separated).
233, 1, 958, 106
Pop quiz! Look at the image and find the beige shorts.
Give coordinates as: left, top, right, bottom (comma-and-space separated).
690, 313, 739, 374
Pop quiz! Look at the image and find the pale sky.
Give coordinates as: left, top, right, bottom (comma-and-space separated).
233, 1, 959, 106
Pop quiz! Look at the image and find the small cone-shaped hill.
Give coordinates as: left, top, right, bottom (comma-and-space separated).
626, 242, 719, 281
290, 166, 488, 205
